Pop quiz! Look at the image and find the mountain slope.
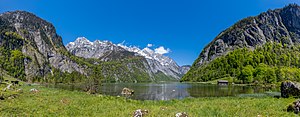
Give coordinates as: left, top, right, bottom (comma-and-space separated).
183, 4, 300, 83
66, 37, 189, 82
0, 11, 89, 83
194, 4, 300, 67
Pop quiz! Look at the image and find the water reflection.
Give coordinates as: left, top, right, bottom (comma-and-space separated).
100, 83, 191, 100
48, 82, 279, 100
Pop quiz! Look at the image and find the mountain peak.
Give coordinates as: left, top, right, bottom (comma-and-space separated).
285, 3, 300, 9
74, 37, 93, 45
0, 10, 64, 48
2, 10, 36, 17
281, 3, 300, 14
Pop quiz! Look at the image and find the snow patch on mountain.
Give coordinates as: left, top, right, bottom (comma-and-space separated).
117, 43, 174, 66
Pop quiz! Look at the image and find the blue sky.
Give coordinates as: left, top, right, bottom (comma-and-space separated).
1, 0, 300, 65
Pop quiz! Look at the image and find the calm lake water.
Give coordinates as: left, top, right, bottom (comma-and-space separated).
48, 82, 279, 100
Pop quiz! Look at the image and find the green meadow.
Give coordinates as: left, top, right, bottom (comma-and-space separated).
0, 85, 296, 116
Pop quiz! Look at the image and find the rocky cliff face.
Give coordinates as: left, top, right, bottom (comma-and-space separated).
179, 65, 191, 75
194, 4, 300, 68
0, 11, 87, 82
66, 37, 187, 80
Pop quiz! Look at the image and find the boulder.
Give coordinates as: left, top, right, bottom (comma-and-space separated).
175, 112, 188, 117
121, 87, 134, 95
30, 88, 39, 93
281, 81, 300, 98
287, 99, 300, 114
133, 109, 148, 117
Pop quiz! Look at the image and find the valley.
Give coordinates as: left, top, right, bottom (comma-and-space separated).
2, 2, 300, 117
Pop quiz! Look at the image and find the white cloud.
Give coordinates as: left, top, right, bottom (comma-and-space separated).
147, 44, 153, 47
154, 46, 170, 55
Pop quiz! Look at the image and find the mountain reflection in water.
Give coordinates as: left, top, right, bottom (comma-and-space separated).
49, 82, 278, 100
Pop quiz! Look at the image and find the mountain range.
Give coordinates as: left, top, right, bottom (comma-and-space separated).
66, 37, 190, 81
0, 10, 189, 83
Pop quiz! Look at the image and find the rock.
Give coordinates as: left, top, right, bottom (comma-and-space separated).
121, 87, 134, 95
287, 99, 300, 114
175, 112, 188, 117
133, 109, 148, 117
281, 81, 300, 98
30, 88, 39, 93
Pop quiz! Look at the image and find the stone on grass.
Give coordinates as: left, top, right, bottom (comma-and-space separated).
30, 88, 39, 93
281, 81, 300, 98
133, 109, 148, 117
287, 99, 300, 114
175, 112, 188, 117
121, 87, 134, 95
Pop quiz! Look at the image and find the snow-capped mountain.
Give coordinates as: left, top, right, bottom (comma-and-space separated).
66, 37, 190, 80
117, 44, 176, 66
66, 37, 135, 61
117, 44, 183, 79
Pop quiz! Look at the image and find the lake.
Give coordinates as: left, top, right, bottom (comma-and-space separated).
48, 82, 280, 100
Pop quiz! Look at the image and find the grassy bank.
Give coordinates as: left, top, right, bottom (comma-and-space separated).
0, 85, 296, 116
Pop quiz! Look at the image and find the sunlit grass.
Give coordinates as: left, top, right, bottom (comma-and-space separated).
0, 85, 296, 116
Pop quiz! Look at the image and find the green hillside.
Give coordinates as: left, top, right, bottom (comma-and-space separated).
182, 43, 300, 84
